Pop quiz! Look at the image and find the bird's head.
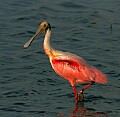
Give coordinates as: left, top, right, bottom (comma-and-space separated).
24, 21, 51, 48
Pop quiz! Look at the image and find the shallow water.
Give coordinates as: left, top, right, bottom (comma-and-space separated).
0, 0, 120, 117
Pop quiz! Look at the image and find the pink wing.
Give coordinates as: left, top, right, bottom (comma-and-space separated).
50, 53, 108, 86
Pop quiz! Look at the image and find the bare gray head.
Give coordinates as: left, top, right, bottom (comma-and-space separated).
24, 21, 51, 48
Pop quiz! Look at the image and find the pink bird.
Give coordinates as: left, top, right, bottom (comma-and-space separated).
24, 21, 108, 104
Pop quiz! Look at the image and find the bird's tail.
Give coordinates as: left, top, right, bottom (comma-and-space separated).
92, 66, 108, 84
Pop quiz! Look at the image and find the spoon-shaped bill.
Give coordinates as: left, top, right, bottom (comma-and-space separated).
24, 26, 45, 49
24, 35, 36, 48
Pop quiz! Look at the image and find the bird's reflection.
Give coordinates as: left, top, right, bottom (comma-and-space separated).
57, 101, 108, 117
71, 101, 108, 117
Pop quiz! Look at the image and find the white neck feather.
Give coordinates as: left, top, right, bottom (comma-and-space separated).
43, 29, 54, 56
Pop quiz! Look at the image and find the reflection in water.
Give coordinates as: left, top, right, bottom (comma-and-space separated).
71, 102, 108, 117
57, 102, 108, 117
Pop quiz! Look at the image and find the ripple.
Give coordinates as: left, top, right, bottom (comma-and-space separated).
60, 1, 85, 9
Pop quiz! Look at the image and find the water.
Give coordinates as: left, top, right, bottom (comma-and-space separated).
0, 0, 120, 117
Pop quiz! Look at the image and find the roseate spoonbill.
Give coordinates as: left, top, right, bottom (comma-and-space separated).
24, 21, 108, 103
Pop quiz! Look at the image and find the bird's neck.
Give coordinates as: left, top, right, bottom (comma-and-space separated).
43, 28, 54, 57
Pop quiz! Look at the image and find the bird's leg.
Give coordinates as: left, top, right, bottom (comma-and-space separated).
72, 86, 79, 112
72, 86, 78, 105
78, 81, 95, 102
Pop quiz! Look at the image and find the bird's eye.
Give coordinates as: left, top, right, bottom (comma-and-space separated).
44, 24, 46, 27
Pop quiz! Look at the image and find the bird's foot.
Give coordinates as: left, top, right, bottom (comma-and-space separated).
78, 91, 84, 102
